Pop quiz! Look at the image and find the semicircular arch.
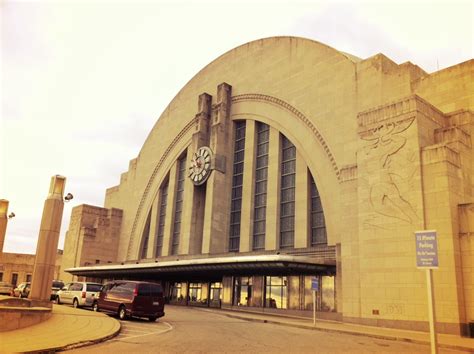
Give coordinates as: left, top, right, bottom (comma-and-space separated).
131, 92, 344, 258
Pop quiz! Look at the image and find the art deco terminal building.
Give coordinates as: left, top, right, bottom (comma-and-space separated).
62, 37, 474, 335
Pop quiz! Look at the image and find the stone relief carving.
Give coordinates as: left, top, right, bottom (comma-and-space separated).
362, 118, 420, 227
386, 303, 404, 315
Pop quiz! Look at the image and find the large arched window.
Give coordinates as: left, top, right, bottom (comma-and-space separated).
155, 178, 169, 257
279, 134, 296, 249
310, 172, 327, 245
139, 211, 151, 259
171, 155, 187, 255
229, 121, 246, 252
253, 122, 269, 250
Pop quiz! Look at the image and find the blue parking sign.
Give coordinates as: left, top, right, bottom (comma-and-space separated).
311, 277, 319, 291
415, 230, 439, 268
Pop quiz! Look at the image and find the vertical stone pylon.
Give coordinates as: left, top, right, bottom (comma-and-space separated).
29, 175, 66, 304
0, 199, 9, 255
202, 83, 232, 254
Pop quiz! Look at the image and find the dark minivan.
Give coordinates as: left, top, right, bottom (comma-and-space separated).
93, 280, 165, 322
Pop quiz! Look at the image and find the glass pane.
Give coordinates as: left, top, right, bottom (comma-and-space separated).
257, 142, 269, 155
280, 202, 294, 217
281, 188, 295, 203
255, 181, 267, 194
230, 224, 240, 236
232, 199, 242, 211
254, 208, 266, 221
282, 160, 295, 174
233, 174, 243, 186
253, 234, 265, 249
312, 197, 322, 211
233, 162, 244, 174
280, 231, 294, 247
256, 168, 268, 181
235, 139, 245, 151
281, 136, 292, 149
321, 276, 335, 312
256, 155, 268, 168
232, 186, 242, 199
236, 150, 245, 163
281, 174, 295, 187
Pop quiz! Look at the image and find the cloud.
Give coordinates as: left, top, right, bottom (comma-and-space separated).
2, 0, 472, 255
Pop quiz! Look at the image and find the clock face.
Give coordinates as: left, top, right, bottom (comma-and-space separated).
188, 146, 213, 185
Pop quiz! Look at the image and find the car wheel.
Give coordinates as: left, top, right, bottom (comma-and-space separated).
73, 298, 79, 308
148, 317, 157, 322
118, 305, 127, 320
92, 301, 99, 312
57, 296, 61, 304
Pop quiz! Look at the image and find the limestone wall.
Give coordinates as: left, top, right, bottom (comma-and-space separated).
60, 205, 122, 282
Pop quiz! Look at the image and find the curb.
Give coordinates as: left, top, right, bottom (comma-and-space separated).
214, 311, 473, 353
59, 324, 122, 352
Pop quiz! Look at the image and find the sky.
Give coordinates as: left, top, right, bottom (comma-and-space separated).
1, 0, 473, 254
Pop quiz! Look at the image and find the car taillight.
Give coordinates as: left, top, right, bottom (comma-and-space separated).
133, 288, 138, 297
82, 291, 86, 298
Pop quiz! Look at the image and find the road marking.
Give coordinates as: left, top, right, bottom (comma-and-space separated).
123, 325, 153, 330
113, 321, 173, 342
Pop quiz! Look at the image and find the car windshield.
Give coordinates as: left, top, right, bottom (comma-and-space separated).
86, 284, 102, 292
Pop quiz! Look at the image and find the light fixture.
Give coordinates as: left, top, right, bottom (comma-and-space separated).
8, 212, 15, 219
64, 193, 74, 202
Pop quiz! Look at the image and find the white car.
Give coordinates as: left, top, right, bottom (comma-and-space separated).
57, 282, 102, 308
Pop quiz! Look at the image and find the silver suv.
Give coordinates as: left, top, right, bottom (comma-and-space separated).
57, 282, 102, 308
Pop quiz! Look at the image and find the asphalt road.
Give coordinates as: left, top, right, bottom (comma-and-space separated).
68, 306, 467, 354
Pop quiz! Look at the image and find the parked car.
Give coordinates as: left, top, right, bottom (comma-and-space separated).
0, 282, 13, 296
57, 282, 102, 308
51, 280, 64, 301
93, 280, 165, 321
13, 282, 31, 298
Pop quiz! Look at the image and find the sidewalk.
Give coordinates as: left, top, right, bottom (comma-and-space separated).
0, 304, 120, 353
203, 308, 474, 352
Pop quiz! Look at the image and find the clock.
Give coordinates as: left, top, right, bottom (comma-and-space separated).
188, 146, 213, 185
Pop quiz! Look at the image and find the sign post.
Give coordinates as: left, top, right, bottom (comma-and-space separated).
311, 277, 319, 326
415, 230, 439, 354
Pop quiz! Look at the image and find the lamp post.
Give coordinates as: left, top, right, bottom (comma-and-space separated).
29, 175, 67, 305
0, 199, 9, 256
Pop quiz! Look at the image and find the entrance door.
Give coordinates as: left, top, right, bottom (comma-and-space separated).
233, 276, 252, 306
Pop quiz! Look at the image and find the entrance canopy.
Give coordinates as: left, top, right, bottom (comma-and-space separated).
65, 255, 335, 281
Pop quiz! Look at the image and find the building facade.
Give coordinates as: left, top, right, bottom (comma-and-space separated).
0, 251, 63, 288
64, 37, 474, 335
